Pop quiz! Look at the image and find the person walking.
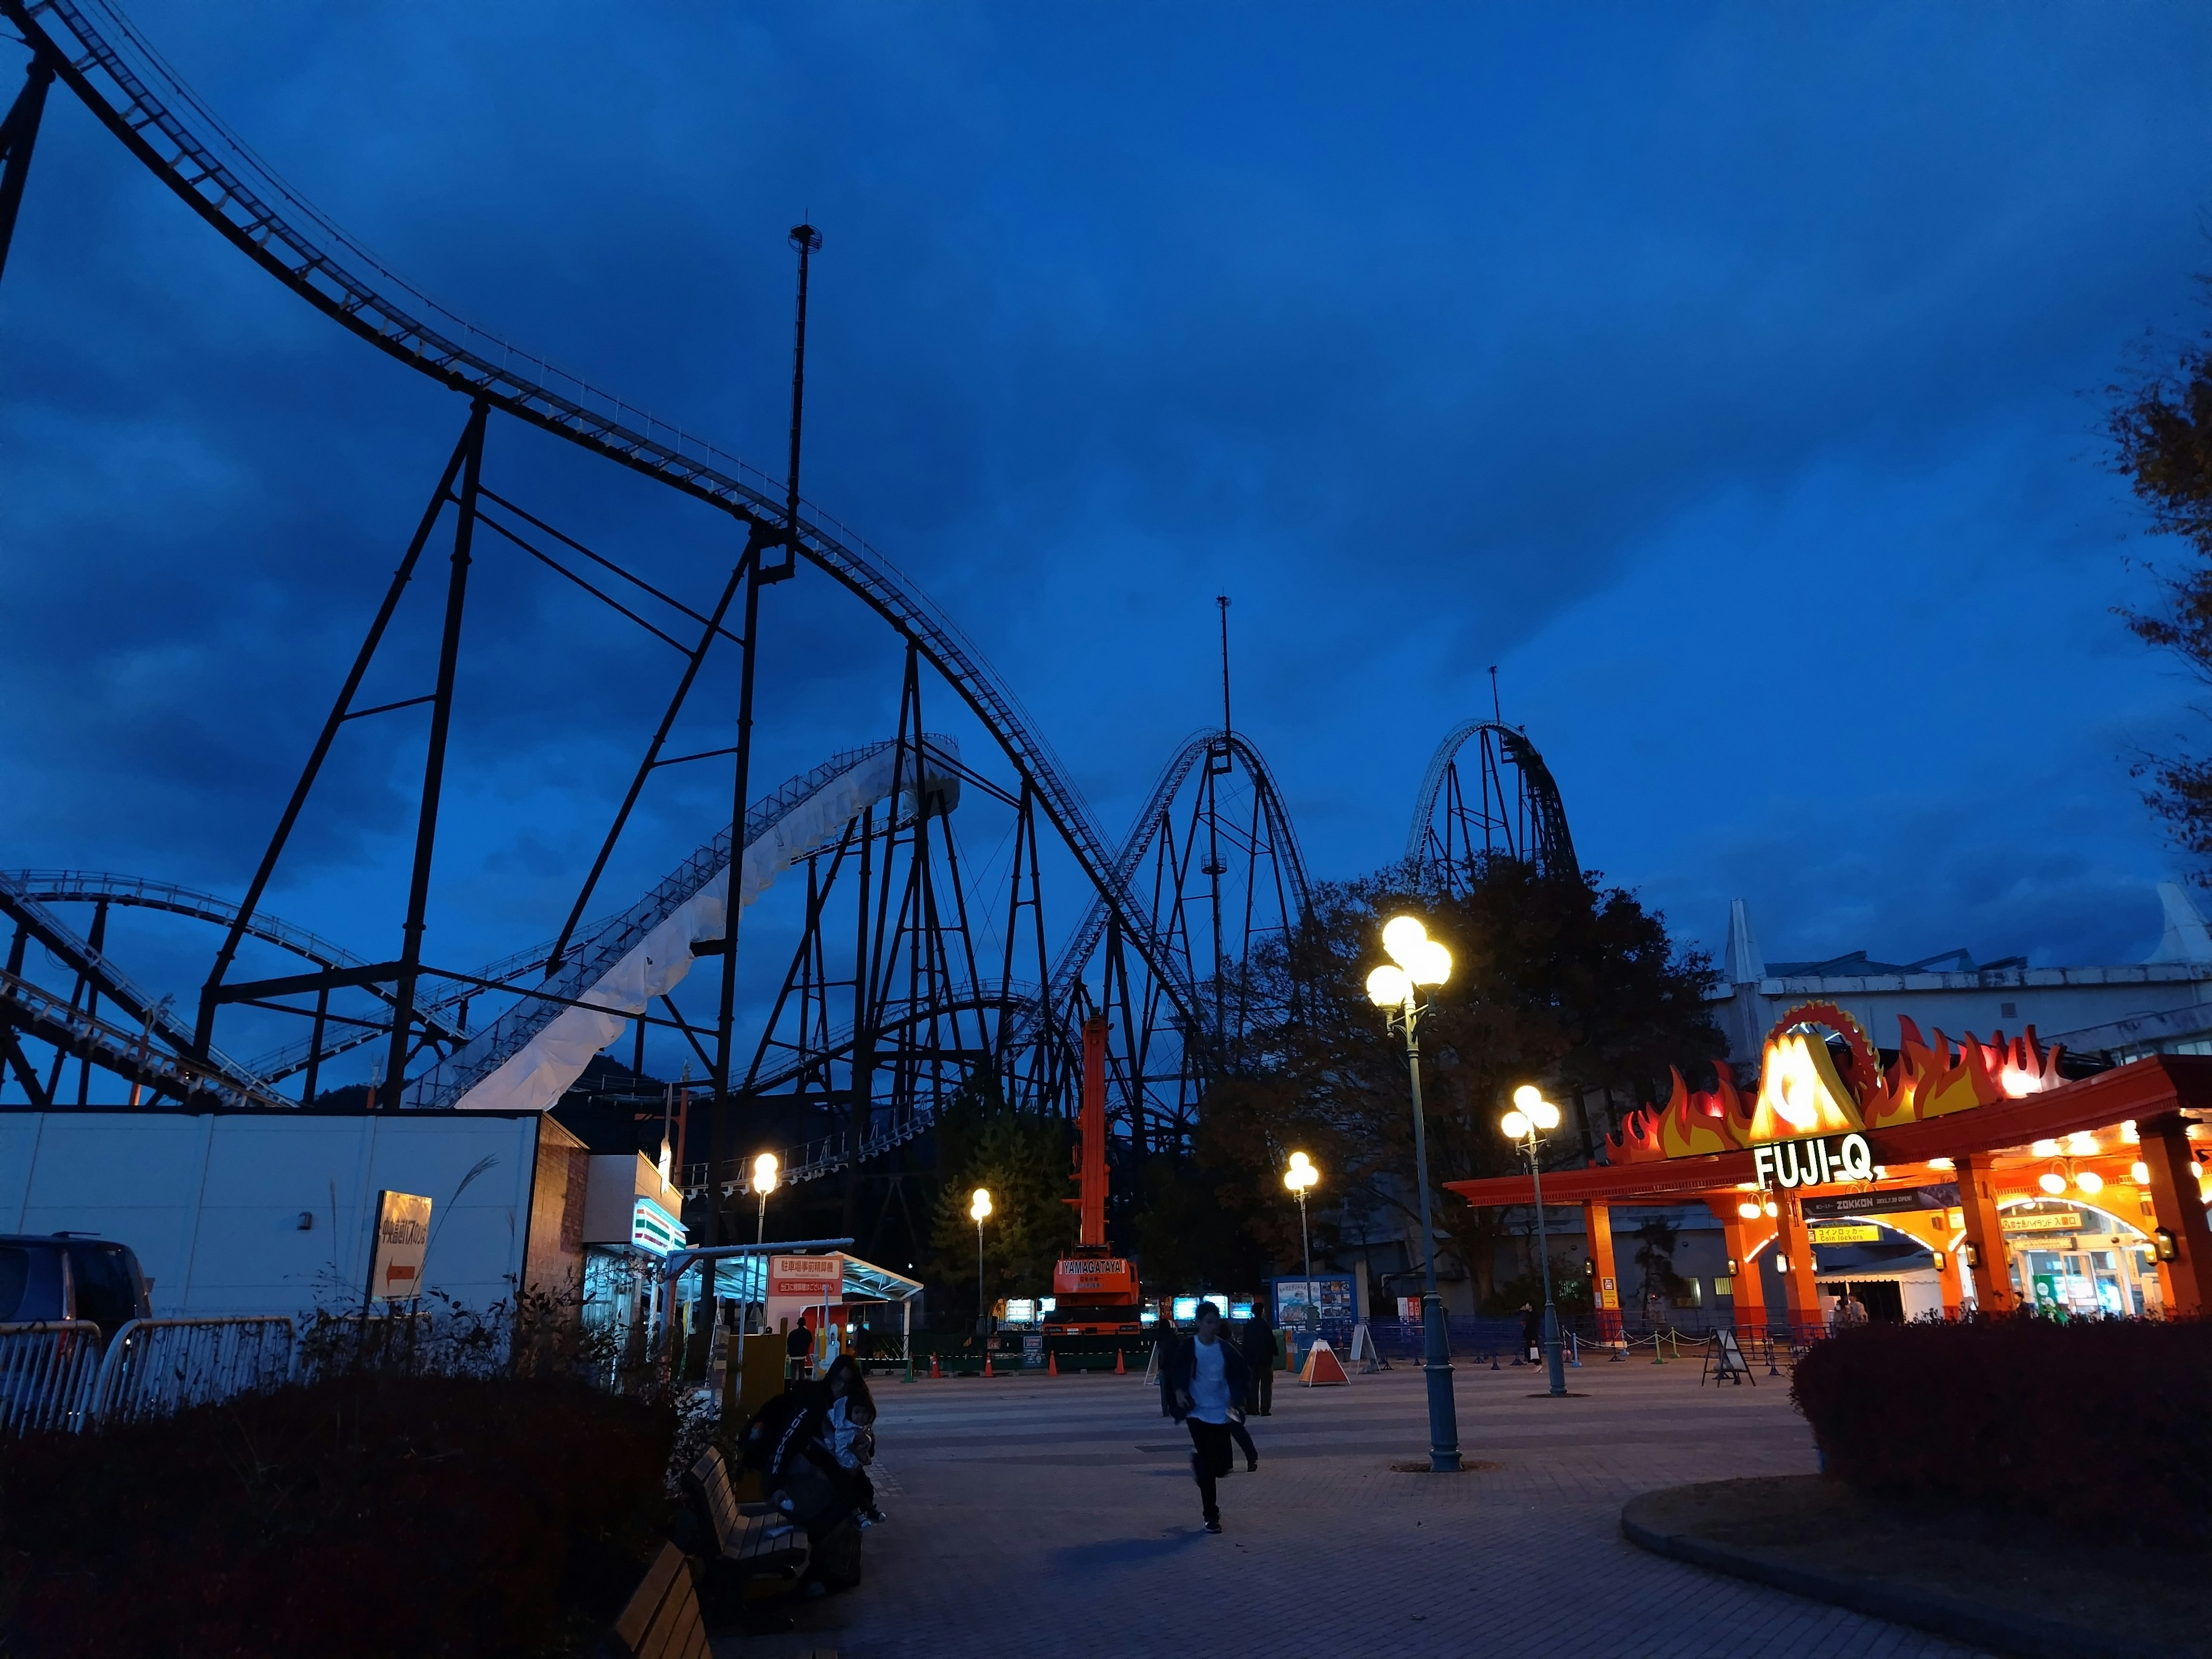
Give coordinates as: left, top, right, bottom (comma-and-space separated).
1520, 1301, 1541, 1365
1162, 1300, 1251, 1534
1241, 1303, 1276, 1418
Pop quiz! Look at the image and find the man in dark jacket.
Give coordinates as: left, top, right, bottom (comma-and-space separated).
1240, 1304, 1277, 1417
1160, 1301, 1252, 1534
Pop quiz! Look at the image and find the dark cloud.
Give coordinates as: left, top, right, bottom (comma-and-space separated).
5, 0, 2212, 1075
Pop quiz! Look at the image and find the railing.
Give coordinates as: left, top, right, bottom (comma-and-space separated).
89, 1316, 297, 1426
0, 1320, 103, 1437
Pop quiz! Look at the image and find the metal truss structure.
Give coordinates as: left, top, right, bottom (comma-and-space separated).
0, 3, 1566, 1268
1405, 721, 1579, 889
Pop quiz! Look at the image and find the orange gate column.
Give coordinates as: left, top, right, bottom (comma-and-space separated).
1955, 1152, 2016, 1313
1582, 1202, 1620, 1343
1775, 1194, 1821, 1335
2139, 1112, 2212, 1316
1710, 1205, 1770, 1334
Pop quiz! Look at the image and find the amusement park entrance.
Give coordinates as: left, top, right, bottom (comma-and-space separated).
1448, 1001, 2212, 1336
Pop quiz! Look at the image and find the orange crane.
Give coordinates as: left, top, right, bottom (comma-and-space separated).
1045, 1015, 1142, 1335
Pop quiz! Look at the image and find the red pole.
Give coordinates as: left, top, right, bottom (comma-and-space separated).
1081, 1014, 1108, 1247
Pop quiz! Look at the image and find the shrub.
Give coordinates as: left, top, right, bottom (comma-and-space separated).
1792, 1315, 2212, 1541
0, 1373, 676, 1658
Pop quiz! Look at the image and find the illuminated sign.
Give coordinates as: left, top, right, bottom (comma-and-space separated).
1809, 1223, 1881, 1245
2003, 1210, 2083, 1234
630, 1197, 684, 1256
1004, 1298, 1037, 1324
1172, 1296, 1199, 1321
1751, 1132, 1874, 1191
768, 1253, 842, 1296
368, 1190, 431, 1302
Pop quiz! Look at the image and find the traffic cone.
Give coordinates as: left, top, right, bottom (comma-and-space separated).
984, 1352, 995, 1378
1048, 1349, 1059, 1376
1114, 1347, 1125, 1376
930, 1353, 940, 1379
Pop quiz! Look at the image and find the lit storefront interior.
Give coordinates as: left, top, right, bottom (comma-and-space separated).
1448, 1001, 2212, 1331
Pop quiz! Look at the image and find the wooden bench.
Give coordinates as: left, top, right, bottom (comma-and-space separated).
682, 1444, 812, 1592
604, 1542, 710, 1659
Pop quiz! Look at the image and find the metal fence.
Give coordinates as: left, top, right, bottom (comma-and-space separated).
89, 1317, 297, 1426
0, 1320, 103, 1437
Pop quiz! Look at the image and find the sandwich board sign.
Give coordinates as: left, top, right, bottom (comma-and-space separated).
369, 1191, 432, 1302
1702, 1328, 1754, 1387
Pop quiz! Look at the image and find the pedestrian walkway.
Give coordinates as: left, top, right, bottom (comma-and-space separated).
724, 1353, 1987, 1658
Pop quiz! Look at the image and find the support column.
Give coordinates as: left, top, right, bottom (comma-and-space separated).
1955, 1151, 2016, 1313
2139, 1112, 2212, 1316
1775, 1193, 1821, 1335
1582, 1201, 1620, 1344
1709, 1203, 1770, 1334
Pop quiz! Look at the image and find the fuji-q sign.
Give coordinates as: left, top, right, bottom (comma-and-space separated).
1752, 1132, 1874, 1191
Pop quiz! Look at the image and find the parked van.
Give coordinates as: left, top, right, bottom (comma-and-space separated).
0, 1235, 152, 1341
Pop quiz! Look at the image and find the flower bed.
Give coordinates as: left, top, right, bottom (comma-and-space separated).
0, 1374, 675, 1658
1791, 1315, 2212, 1542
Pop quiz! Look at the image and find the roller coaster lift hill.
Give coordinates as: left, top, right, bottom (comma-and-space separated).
0, 1, 1581, 1278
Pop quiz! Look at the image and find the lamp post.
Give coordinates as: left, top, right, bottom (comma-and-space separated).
1285, 1152, 1320, 1328
734, 1151, 778, 1377
1501, 1086, 1567, 1398
971, 1187, 993, 1340
1365, 914, 1460, 1472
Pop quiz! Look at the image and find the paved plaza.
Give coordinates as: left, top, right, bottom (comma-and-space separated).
730, 1351, 1988, 1658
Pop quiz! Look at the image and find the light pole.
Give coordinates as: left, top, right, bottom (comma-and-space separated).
1501, 1086, 1567, 1397
1365, 915, 1460, 1472
970, 1187, 993, 1341
735, 1151, 778, 1378
1284, 1152, 1320, 1330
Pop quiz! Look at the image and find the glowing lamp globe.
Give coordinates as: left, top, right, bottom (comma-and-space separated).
1382, 915, 1429, 965
970, 1187, 992, 1222
2039, 1171, 2067, 1196
1409, 939, 1452, 987
1499, 1109, 1531, 1141
1737, 1200, 1761, 1221
752, 1151, 780, 1194
1366, 964, 1412, 1008
2132, 1161, 2152, 1185
2075, 1169, 2104, 1196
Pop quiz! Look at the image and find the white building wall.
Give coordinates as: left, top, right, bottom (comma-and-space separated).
1, 1109, 546, 1319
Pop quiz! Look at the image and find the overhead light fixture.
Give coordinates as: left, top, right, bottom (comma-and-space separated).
2066, 1132, 2099, 1158
2031, 1139, 2061, 1158
2075, 1169, 2104, 1196
2039, 1171, 2067, 1196
2132, 1161, 2151, 1185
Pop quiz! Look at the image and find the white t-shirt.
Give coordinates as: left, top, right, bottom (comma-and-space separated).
1189, 1336, 1232, 1423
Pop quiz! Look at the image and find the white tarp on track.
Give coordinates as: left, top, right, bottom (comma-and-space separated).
449, 743, 959, 1114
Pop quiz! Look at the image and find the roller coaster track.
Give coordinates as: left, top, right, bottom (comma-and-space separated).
1406, 719, 1577, 880
5, 0, 1203, 1048
0, 964, 282, 1108
404, 738, 961, 1112
3, 869, 467, 1051
1044, 729, 1312, 1022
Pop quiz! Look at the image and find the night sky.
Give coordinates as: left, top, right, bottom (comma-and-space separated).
7, 3, 2212, 1079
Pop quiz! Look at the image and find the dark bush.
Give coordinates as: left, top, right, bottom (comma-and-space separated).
0, 1373, 675, 1658
1792, 1315, 2212, 1541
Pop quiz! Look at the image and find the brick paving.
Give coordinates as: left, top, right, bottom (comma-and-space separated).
722, 1349, 1987, 1658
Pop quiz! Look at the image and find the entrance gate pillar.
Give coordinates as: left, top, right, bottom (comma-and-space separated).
2139, 1112, 2212, 1316
1775, 1194, 1821, 1334
1582, 1202, 1621, 1343
1955, 1152, 2016, 1313
1708, 1201, 1769, 1334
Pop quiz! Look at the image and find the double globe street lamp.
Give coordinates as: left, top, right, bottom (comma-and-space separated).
736, 1150, 781, 1372
1284, 1152, 1320, 1328
1499, 1086, 1569, 1398
970, 1187, 993, 1339
1366, 914, 1461, 1472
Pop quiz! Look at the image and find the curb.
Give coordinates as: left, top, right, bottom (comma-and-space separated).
1619, 1486, 2174, 1659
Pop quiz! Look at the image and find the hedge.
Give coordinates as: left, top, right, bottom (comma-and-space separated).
0, 1374, 675, 1658
1791, 1316, 2212, 1541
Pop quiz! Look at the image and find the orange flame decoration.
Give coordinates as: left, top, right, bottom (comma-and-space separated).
1603, 1006, 2063, 1166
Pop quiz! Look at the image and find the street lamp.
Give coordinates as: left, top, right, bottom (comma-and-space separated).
1284, 1152, 1320, 1328
1366, 913, 1460, 1472
734, 1151, 780, 1376
1501, 1084, 1567, 1398
970, 1187, 993, 1339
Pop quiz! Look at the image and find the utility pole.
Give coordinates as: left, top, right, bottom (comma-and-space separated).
710, 223, 820, 1251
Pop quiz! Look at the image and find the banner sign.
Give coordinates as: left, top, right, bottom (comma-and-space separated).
1809, 1223, 1883, 1245
1802, 1183, 1959, 1219
768, 1254, 842, 1298
2003, 1210, 2083, 1234
368, 1191, 431, 1302
1750, 1132, 1874, 1192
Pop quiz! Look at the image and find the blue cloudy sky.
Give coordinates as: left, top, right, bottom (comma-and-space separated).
6, 2, 2212, 1072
